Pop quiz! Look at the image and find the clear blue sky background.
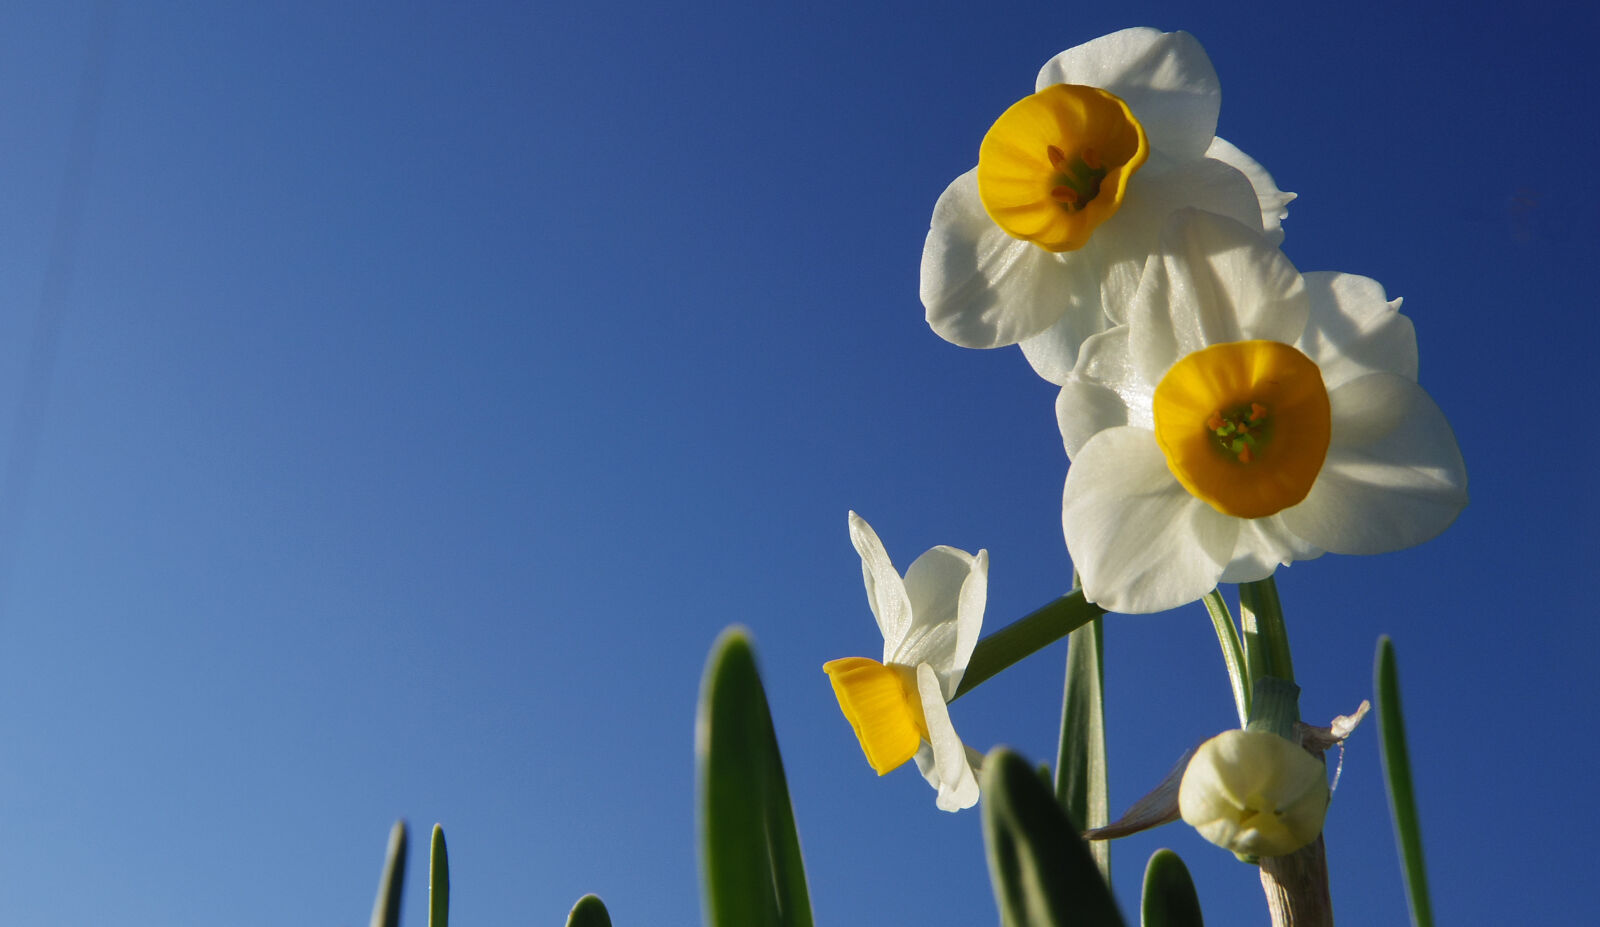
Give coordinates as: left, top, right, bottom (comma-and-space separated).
2, 1, 1595, 924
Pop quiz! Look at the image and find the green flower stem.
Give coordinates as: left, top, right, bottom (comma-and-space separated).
1240, 576, 1295, 689
953, 591, 1105, 701
1245, 676, 1301, 741
1202, 589, 1250, 727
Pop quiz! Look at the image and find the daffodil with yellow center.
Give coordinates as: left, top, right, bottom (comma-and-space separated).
823, 512, 987, 812
977, 84, 1148, 252
922, 28, 1296, 378
1055, 209, 1468, 614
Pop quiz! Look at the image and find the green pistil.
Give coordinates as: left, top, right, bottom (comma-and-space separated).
1047, 145, 1108, 212
1209, 403, 1271, 463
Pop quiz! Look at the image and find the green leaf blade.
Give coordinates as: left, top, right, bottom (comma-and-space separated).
982, 748, 1125, 927
369, 820, 408, 927
696, 627, 813, 927
1140, 848, 1203, 927
565, 894, 614, 927
1376, 636, 1434, 927
1056, 617, 1110, 882
429, 823, 449, 927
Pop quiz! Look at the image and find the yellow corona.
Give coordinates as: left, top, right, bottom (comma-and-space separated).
976, 84, 1148, 251
1152, 341, 1331, 519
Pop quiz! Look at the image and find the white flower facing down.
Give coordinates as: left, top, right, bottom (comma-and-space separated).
921, 27, 1294, 380
1178, 729, 1330, 857
824, 512, 987, 811
1058, 209, 1468, 613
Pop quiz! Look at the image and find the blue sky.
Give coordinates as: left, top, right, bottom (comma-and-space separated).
1, 1, 1595, 923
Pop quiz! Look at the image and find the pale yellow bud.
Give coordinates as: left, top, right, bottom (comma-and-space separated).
1178, 729, 1329, 857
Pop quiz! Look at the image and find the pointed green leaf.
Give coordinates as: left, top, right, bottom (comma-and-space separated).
566, 894, 613, 927
1376, 636, 1433, 927
982, 748, 1125, 927
429, 824, 449, 927
1056, 616, 1109, 882
369, 820, 408, 927
1140, 849, 1203, 927
696, 627, 813, 927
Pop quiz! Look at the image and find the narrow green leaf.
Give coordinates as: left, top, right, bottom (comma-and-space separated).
1140, 848, 1203, 927
1376, 636, 1433, 927
954, 590, 1105, 700
429, 824, 449, 927
566, 894, 614, 927
982, 748, 1125, 927
1056, 616, 1109, 883
696, 627, 813, 927
369, 820, 408, 927
1201, 590, 1249, 727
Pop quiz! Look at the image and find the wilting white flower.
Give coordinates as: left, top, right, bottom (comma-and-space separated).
1179, 729, 1329, 857
1058, 209, 1467, 613
921, 27, 1292, 380
824, 512, 987, 811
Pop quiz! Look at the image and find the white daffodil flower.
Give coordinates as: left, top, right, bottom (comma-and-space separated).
824, 512, 988, 812
921, 27, 1293, 380
1057, 209, 1468, 614
1178, 729, 1330, 857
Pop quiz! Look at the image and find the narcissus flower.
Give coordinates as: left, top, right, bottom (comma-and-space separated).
921, 28, 1293, 376
1178, 729, 1329, 857
824, 512, 987, 811
1057, 209, 1468, 613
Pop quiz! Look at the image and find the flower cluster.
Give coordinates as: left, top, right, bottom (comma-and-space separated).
827, 27, 1466, 832
920, 26, 1466, 615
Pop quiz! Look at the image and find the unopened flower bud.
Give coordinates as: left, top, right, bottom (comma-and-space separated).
1178, 729, 1329, 857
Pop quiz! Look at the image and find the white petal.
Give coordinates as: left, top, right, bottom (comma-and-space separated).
1076, 326, 1157, 422
1057, 379, 1131, 461
848, 512, 912, 658
1062, 427, 1237, 613
1218, 517, 1324, 583
1019, 297, 1106, 382
1281, 374, 1468, 555
1085, 157, 1264, 328
894, 546, 987, 697
1298, 272, 1418, 390
1204, 136, 1295, 246
1036, 28, 1220, 163
913, 664, 979, 812
921, 170, 1103, 349
1055, 327, 1155, 458
1129, 209, 1308, 384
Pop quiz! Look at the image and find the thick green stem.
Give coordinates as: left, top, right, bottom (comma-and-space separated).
1246, 676, 1301, 741
1240, 576, 1295, 688
953, 590, 1105, 701
1237, 577, 1331, 927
